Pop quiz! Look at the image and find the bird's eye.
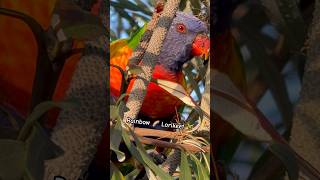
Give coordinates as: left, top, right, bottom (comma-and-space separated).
176, 23, 186, 33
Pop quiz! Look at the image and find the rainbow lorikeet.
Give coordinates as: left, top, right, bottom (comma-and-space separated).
94, 12, 209, 172
110, 12, 210, 121
88, 12, 210, 175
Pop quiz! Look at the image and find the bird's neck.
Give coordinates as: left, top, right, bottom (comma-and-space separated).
160, 60, 185, 72
158, 48, 190, 72
153, 64, 184, 83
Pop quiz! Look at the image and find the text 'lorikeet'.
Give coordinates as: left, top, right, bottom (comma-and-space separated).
110, 12, 210, 121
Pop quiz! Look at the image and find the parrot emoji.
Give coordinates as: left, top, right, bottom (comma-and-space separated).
110, 12, 210, 123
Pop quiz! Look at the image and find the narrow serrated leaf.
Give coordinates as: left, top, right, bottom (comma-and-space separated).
213, 70, 272, 141
190, 0, 201, 15
180, 150, 192, 180
125, 169, 141, 180
153, 79, 196, 107
190, 154, 209, 180
111, 161, 125, 180
25, 124, 64, 180
110, 105, 119, 120
127, 128, 173, 180
122, 128, 172, 180
111, 1, 152, 16
18, 99, 79, 140
128, 25, 146, 49
145, 167, 158, 180
110, 119, 125, 162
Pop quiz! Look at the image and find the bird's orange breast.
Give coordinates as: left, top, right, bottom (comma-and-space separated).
134, 65, 184, 119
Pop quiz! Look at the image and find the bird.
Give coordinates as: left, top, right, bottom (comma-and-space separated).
88, 12, 210, 178
110, 12, 210, 122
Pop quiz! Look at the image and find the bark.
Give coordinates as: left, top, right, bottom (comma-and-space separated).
44, 0, 107, 179
290, 0, 320, 173
127, 0, 164, 67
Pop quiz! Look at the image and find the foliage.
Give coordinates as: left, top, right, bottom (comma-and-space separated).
0, 99, 79, 180
214, 0, 320, 179
110, 0, 211, 179
0, 0, 104, 179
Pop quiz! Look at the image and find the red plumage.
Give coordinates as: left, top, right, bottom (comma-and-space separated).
110, 47, 185, 119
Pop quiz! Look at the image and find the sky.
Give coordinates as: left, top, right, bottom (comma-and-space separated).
110, 0, 152, 39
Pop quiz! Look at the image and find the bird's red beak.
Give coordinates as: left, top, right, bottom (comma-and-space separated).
191, 34, 210, 60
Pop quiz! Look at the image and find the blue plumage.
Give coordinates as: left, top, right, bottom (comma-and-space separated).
158, 12, 208, 72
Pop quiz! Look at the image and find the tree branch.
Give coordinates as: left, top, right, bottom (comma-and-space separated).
127, 0, 164, 67
290, 0, 320, 174
137, 136, 209, 153
122, 0, 181, 123
44, 0, 107, 179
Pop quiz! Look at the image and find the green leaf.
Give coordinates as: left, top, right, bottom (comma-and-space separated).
180, 150, 192, 180
111, 161, 125, 180
122, 127, 172, 180
134, 0, 152, 13
111, 1, 152, 16
110, 105, 119, 120
203, 152, 210, 174
0, 140, 25, 180
129, 128, 172, 179
190, 0, 201, 15
116, 94, 128, 106
118, 101, 130, 120
145, 167, 157, 180
115, 7, 137, 28
110, 119, 125, 162
0, 125, 63, 180
152, 78, 208, 120
153, 79, 196, 108
111, 148, 126, 163
184, 64, 202, 100
213, 70, 272, 142
125, 169, 141, 180
269, 142, 299, 180
128, 24, 146, 49
179, 0, 188, 11
24, 124, 64, 180
185, 109, 199, 125
18, 98, 79, 141
190, 154, 209, 180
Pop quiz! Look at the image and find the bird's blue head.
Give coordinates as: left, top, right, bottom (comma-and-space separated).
158, 12, 209, 72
